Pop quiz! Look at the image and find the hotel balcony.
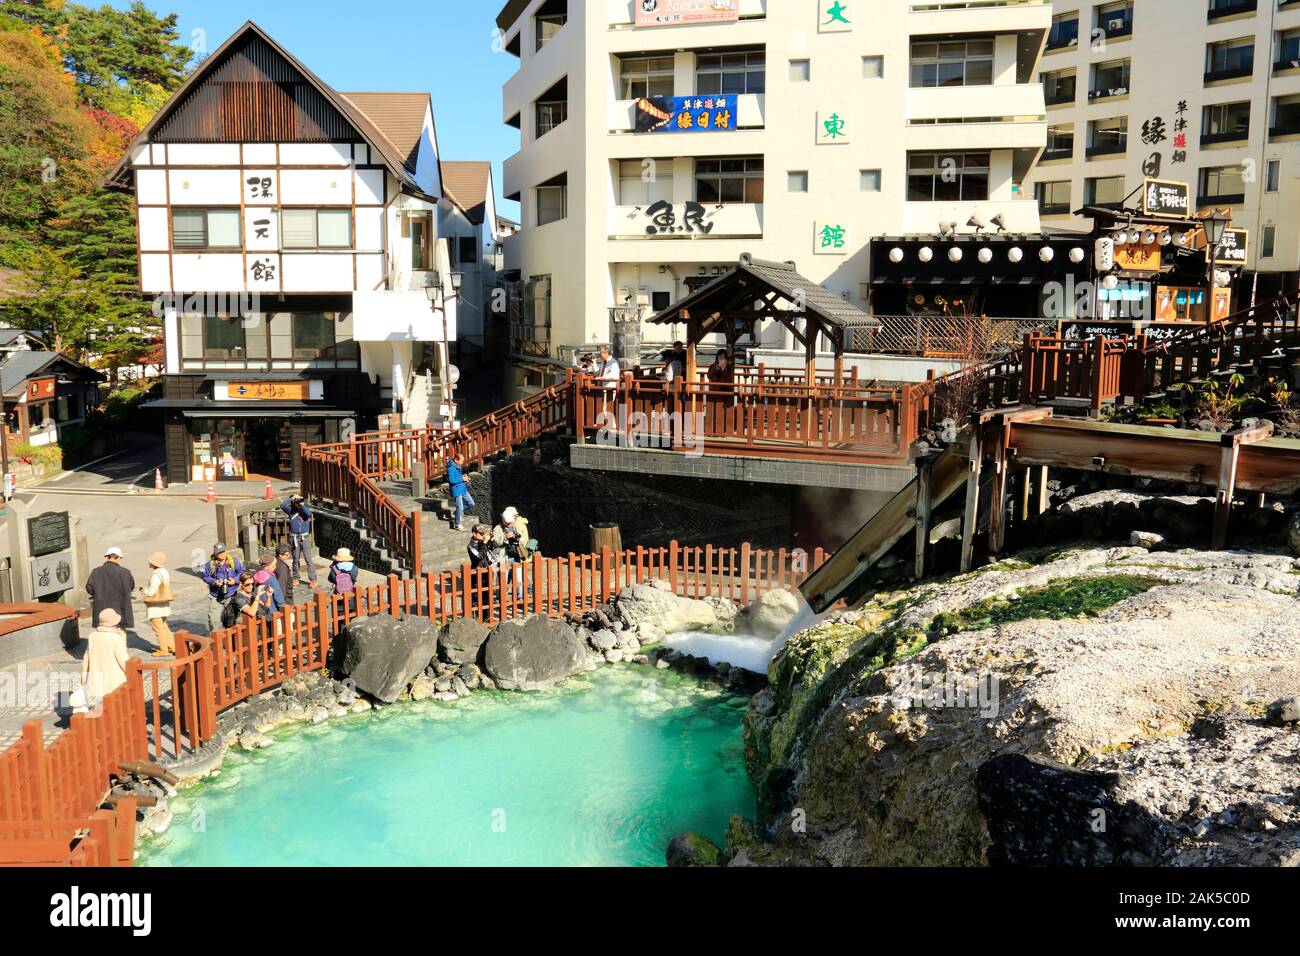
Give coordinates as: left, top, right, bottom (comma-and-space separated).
900, 199, 1042, 234
608, 94, 765, 133
904, 85, 1046, 151
907, 0, 1052, 36
607, 202, 762, 240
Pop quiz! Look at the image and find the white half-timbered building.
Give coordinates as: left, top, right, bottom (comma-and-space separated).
108, 21, 475, 483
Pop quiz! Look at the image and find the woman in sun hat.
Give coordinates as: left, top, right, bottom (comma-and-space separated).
140, 551, 174, 657
76, 608, 128, 714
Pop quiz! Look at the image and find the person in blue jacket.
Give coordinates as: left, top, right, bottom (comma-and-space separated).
447, 453, 476, 532
202, 543, 244, 632
281, 494, 317, 587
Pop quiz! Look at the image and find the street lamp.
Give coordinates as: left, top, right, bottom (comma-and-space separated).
425, 272, 464, 428
1203, 212, 1231, 323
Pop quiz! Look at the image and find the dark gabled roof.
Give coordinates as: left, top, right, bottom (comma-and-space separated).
648, 255, 879, 331
441, 161, 492, 225
1, 351, 105, 399
104, 22, 436, 200
340, 92, 432, 174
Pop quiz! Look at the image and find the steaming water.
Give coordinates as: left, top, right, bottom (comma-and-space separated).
138, 667, 753, 867
664, 600, 826, 675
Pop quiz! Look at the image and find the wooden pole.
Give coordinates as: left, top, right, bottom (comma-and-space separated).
987, 419, 1011, 556
959, 419, 984, 574
914, 453, 935, 580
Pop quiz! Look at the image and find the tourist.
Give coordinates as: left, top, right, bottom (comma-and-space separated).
85, 546, 135, 631
447, 452, 475, 532
660, 341, 685, 383
706, 349, 734, 384
221, 572, 259, 628
139, 551, 174, 658
579, 354, 596, 375
275, 544, 295, 605
203, 543, 244, 632
492, 507, 534, 564
75, 609, 129, 715
281, 494, 317, 588
254, 552, 286, 617
598, 345, 621, 389
467, 524, 495, 569
328, 548, 358, 597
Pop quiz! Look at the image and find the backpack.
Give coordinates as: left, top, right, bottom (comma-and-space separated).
333, 565, 355, 594
220, 594, 243, 629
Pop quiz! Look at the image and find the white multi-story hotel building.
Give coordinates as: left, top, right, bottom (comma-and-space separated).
108, 22, 499, 483
495, 0, 1053, 394
1025, 0, 1300, 300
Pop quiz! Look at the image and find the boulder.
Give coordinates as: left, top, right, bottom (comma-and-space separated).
666, 832, 722, 867
1130, 530, 1166, 550
589, 628, 619, 652
1266, 695, 1300, 727
335, 613, 440, 704
483, 615, 588, 692
1290, 513, 1300, 556
616, 582, 718, 634
440, 617, 492, 665
743, 589, 803, 641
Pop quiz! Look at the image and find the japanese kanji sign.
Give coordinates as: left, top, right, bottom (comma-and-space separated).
635, 0, 738, 28
815, 222, 849, 255
1140, 178, 1190, 218
243, 170, 276, 204
816, 109, 851, 144
819, 0, 853, 32
635, 95, 738, 133
643, 201, 715, 236
1214, 228, 1249, 266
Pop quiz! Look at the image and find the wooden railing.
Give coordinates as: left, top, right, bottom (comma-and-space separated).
1021, 333, 1129, 413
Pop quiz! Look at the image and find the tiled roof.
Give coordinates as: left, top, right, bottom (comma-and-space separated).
340, 92, 431, 174
441, 161, 492, 224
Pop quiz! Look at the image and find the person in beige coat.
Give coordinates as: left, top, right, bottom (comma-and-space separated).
140, 551, 174, 656
78, 608, 129, 714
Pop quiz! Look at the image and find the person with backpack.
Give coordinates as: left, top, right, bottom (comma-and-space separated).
274, 544, 295, 605
467, 524, 495, 569
447, 453, 475, 532
220, 572, 260, 629
203, 543, 244, 632
281, 494, 317, 588
253, 552, 285, 618
328, 548, 359, 613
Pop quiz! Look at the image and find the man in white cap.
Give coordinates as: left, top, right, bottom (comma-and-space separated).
85, 546, 136, 631
491, 507, 533, 565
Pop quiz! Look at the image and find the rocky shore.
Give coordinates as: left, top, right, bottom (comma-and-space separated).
669, 545, 1300, 867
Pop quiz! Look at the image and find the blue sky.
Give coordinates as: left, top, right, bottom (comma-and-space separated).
112, 0, 519, 216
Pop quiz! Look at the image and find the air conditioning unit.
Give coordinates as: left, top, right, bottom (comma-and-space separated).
1108, 17, 1125, 30
636, 287, 650, 308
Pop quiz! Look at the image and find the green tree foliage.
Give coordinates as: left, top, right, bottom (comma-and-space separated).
63, 2, 191, 123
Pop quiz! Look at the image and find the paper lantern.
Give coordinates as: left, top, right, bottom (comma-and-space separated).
918, 246, 933, 262
978, 248, 993, 264
1007, 247, 1023, 263
889, 247, 904, 263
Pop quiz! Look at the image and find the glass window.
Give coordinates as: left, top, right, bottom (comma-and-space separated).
1043, 68, 1076, 103
1087, 175, 1126, 205
620, 56, 675, 99
1279, 28, 1300, 64
536, 99, 567, 137
910, 39, 994, 87
1266, 159, 1281, 192
787, 170, 808, 192
537, 183, 567, 225
1035, 180, 1071, 212
281, 209, 317, 248
1096, 1, 1134, 35
270, 312, 292, 359
172, 208, 240, 249
1207, 38, 1255, 75
696, 50, 765, 96
1203, 101, 1251, 138
203, 315, 245, 359
1091, 59, 1130, 97
789, 59, 810, 82
293, 313, 334, 358
694, 157, 764, 204
1046, 124, 1074, 154
180, 312, 203, 359
281, 209, 350, 250
862, 55, 884, 79
860, 169, 881, 192
535, 11, 565, 52
458, 236, 477, 264
906, 152, 990, 201
1261, 224, 1276, 258
318, 210, 351, 248
1088, 116, 1128, 152
404, 212, 432, 271
1047, 12, 1079, 49
618, 159, 673, 205
1275, 93, 1300, 133
1199, 164, 1246, 199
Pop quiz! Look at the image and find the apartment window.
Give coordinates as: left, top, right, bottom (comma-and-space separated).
458, 237, 477, 264
909, 39, 994, 87
1261, 224, 1277, 258
860, 169, 881, 192
1205, 37, 1255, 80
290, 313, 334, 359
1089, 59, 1130, 99
172, 208, 240, 249
696, 50, 765, 95
1096, 1, 1134, 38
1266, 158, 1281, 191
520, 275, 552, 351
787, 170, 809, 192
1043, 68, 1076, 105
789, 59, 810, 82
1087, 175, 1127, 205
534, 0, 566, 52
862, 55, 884, 78
695, 157, 764, 204
1208, 0, 1257, 19
402, 211, 432, 271
1045, 124, 1074, 159
1035, 180, 1072, 214
536, 174, 568, 226
281, 209, 351, 249
1087, 116, 1128, 156
618, 159, 673, 205
202, 315, 245, 359
652, 291, 672, 312
1273, 93, 1300, 135
1202, 101, 1251, 142
1046, 12, 1079, 50
535, 77, 568, 138
906, 152, 990, 201
1278, 28, 1300, 68
620, 56, 675, 99
1199, 164, 1247, 202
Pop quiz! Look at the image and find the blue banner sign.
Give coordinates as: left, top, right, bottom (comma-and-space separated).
635, 95, 739, 133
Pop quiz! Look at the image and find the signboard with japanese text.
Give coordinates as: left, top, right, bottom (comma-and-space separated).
227, 381, 311, 401
814, 222, 849, 255
1214, 228, 1249, 266
816, 109, 851, 145
31, 549, 74, 599
635, 95, 738, 133
818, 0, 854, 32
1139, 178, 1190, 218
1114, 244, 1161, 272
642, 201, 716, 236
27, 377, 56, 402
28, 511, 71, 558
635, 0, 738, 28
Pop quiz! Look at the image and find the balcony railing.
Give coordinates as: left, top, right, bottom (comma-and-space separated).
1045, 90, 1076, 106
1086, 142, 1126, 157
1269, 121, 1300, 139
1088, 85, 1129, 100
1038, 202, 1071, 216
1207, 0, 1256, 20
1045, 29, 1079, 52
1204, 64, 1255, 83
1197, 192, 1246, 206
1041, 147, 1073, 162
1201, 128, 1250, 145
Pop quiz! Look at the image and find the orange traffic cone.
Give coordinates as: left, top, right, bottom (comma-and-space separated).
154, 468, 166, 492
205, 479, 215, 504
263, 477, 275, 501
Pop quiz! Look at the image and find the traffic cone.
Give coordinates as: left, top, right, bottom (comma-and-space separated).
263, 477, 275, 501
154, 468, 166, 492
205, 479, 215, 504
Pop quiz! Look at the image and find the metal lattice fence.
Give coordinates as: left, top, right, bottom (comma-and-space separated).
851, 315, 1055, 357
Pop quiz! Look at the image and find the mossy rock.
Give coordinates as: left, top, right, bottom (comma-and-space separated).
665, 831, 722, 867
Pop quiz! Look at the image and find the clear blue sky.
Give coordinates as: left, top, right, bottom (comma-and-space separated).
111, 0, 519, 217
